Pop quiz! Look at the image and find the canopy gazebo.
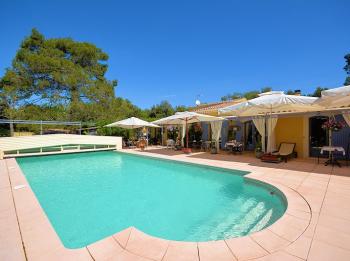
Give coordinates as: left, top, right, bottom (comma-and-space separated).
219, 91, 322, 153
315, 85, 350, 109
152, 111, 223, 153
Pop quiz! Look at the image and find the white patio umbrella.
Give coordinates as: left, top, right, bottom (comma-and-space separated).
153, 111, 223, 149
219, 91, 321, 116
105, 117, 160, 129
219, 91, 322, 152
314, 85, 350, 108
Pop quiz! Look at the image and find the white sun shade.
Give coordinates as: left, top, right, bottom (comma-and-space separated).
105, 117, 160, 129
315, 85, 350, 108
152, 111, 223, 125
219, 91, 321, 116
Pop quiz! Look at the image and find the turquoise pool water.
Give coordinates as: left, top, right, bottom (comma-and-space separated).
17, 151, 286, 249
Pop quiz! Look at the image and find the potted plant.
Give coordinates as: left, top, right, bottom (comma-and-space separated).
255, 141, 263, 158
321, 117, 346, 132
321, 117, 346, 146
182, 147, 192, 154
210, 141, 218, 154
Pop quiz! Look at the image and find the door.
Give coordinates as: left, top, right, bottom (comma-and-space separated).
309, 116, 329, 157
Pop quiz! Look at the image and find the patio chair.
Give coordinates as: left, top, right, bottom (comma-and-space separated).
166, 139, 175, 149
126, 140, 136, 149
174, 138, 182, 151
261, 142, 296, 163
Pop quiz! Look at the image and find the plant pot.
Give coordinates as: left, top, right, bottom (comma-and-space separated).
182, 148, 192, 154
255, 151, 263, 159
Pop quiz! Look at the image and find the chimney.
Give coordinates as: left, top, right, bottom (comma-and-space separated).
294, 90, 301, 96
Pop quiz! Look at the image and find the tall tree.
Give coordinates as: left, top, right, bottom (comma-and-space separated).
344, 53, 350, 85
0, 28, 117, 122
148, 100, 175, 119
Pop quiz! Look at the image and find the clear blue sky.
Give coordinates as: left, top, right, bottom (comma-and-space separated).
1, 0, 349, 108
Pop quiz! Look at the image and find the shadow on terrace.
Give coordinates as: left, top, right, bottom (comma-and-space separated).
131, 146, 350, 177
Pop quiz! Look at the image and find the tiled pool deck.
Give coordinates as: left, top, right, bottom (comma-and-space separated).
1, 147, 350, 260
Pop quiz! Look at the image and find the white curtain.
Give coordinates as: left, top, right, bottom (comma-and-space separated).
181, 124, 186, 146
210, 121, 222, 150
343, 113, 350, 127
252, 117, 266, 152
266, 116, 278, 153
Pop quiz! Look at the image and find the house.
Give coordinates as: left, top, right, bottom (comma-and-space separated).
191, 99, 350, 159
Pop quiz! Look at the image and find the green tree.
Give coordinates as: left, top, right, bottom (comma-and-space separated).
310, 87, 328, 97
344, 53, 350, 85
220, 92, 241, 101
0, 28, 117, 122
261, 87, 272, 93
243, 90, 259, 100
174, 105, 188, 112
148, 101, 175, 119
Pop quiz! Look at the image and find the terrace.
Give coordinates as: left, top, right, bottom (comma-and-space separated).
1, 146, 350, 261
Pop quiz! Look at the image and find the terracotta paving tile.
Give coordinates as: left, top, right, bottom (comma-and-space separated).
284, 235, 312, 260
320, 203, 350, 221
314, 225, 350, 251
87, 236, 123, 260
283, 196, 310, 214
21, 225, 63, 260
198, 240, 236, 261
125, 229, 169, 261
254, 251, 303, 261
225, 236, 268, 260
0, 161, 10, 189
162, 241, 199, 261
267, 218, 306, 242
295, 193, 323, 213
116, 250, 155, 261
317, 213, 350, 234
250, 229, 290, 253
29, 247, 93, 261
0, 165, 26, 261
308, 240, 350, 261
0, 225, 26, 261
286, 208, 311, 221
327, 182, 350, 193
302, 213, 319, 238
332, 167, 350, 177
329, 174, 350, 184
113, 227, 133, 248
0, 188, 14, 214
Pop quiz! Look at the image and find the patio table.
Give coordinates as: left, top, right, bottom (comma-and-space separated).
320, 146, 345, 167
226, 142, 244, 154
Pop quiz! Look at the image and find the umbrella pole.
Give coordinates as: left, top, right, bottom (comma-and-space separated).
186, 118, 189, 148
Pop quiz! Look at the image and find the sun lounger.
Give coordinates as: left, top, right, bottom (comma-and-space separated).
261, 142, 296, 163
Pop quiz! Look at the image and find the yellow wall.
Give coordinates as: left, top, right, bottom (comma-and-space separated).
275, 117, 306, 158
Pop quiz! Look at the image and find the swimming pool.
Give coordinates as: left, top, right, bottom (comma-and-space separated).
17, 151, 286, 249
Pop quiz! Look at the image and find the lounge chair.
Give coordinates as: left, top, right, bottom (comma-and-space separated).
261, 142, 296, 163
